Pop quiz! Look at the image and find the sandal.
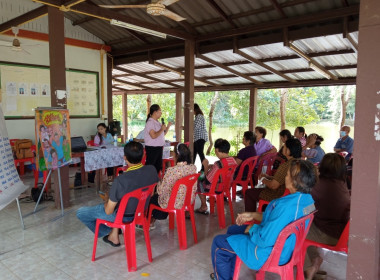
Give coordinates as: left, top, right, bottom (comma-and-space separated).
313, 271, 327, 280
210, 273, 216, 280
195, 208, 209, 215
102, 235, 120, 247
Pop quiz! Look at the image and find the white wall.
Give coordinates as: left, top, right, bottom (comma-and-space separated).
0, 0, 109, 142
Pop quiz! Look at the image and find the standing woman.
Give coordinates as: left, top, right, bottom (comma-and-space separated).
193, 104, 208, 169
144, 104, 172, 173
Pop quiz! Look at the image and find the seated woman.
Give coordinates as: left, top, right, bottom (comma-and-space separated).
244, 138, 302, 212
148, 143, 197, 227
210, 160, 317, 280
254, 126, 277, 156
196, 139, 237, 214
271, 129, 293, 174
302, 134, 325, 164
304, 153, 350, 280
234, 131, 257, 180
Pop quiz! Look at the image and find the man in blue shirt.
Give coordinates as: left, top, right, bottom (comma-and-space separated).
334, 126, 354, 160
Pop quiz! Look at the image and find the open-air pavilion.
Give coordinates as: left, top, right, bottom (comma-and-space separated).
0, 0, 379, 279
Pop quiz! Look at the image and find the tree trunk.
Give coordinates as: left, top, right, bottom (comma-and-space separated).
279, 88, 288, 147
146, 94, 152, 116
340, 86, 352, 128
206, 91, 220, 155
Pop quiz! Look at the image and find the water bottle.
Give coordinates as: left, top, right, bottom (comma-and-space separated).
173, 132, 176, 142
114, 134, 117, 146
130, 133, 133, 142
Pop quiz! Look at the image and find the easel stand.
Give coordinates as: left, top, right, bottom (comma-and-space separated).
16, 198, 25, 230
33, 167, 65, 216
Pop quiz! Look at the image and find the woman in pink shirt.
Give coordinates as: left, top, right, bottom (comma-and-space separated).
144, 104, 172, 173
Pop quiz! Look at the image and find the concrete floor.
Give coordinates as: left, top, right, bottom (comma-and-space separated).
0, 164, 347, 280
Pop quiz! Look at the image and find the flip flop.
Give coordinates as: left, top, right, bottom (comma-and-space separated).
102, 235, 120, 247
195, 208, 209, 215
210, 273, 216, 280
313, 271, 327, 280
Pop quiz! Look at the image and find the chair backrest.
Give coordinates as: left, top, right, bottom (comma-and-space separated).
142, 148, 146, 165
183, 142, 190, 147
256, 152, 277, 175
9, 139, 18, 147
262, 211, 315, 271
209, 164, 238, 194
335, 221, 350, 253
113, 183, 157, 225
234, 156, 259, 182
87, 140, 95, 146
166, 173, 200, 209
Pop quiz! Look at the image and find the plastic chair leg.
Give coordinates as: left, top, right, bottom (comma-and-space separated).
209, 197, 215, 214
233, 257, 242, 280
143, 221, 153, 262
231, 183, 237, 201
91, 220, 100, 261
19, 162, 25, 175
169, 212, 175, 229
217, 195, 226, 229
227, 195, 235, 225
189, 208, 198, 244
176, 211, 187, 250
124, 224, 137, 272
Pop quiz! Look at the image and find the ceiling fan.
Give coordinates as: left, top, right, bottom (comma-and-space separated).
0, 27, 37, 54
99, 0, 186, 22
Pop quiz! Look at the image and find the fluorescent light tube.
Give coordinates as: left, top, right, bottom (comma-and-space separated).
110, 19, 167, 39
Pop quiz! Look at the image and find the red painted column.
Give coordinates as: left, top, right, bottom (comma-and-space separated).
346, 0, 380, 279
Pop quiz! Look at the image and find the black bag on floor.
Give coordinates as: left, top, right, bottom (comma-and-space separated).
74, 172, 82, 187
31, 183, 45, 203
88, 171, 95, 183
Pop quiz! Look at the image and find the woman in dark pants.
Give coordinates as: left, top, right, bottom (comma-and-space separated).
144, 104, 172, 173
193, 104, 208, 170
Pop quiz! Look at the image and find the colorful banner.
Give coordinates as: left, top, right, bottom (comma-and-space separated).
0, 107, 28, 211
35, 108, 71, 170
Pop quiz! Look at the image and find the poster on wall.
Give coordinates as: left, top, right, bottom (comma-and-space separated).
35, 108, 71, 170
0, 107, 28, 211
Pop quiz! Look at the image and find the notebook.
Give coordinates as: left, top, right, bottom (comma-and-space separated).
71, 136, 96, 153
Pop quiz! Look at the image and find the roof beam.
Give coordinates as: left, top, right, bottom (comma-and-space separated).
288, 42, 338, 80
112, 40, 183, 56
205, 0, 237, 28
0, 5, 48, 33
72, 16, 96, 25
153, 61, 216, 86
115, 66, 179, 88
197, 5, 359, 41
269, 0, 287, 18
116, 77, 356, 94
196, 54, 263, 85
113, 78, 148, 90
233, 43, 297, 83
343, 17, 358, 52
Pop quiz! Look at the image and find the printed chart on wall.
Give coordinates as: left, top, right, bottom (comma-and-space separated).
0, 63, 99, 118
35, 108, 72, 171
0, 107, 28, 211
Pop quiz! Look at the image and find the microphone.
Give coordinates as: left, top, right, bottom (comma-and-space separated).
161, 118, 165, 125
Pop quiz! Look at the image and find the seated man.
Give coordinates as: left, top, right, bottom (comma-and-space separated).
333, 125, 354, 160
195, 139, 237, 214
133, 129, 145, 143
234, 131, 257, 180
76, 141, 159, 247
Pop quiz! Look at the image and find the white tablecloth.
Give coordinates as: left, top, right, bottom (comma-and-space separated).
84, 146, 125, 172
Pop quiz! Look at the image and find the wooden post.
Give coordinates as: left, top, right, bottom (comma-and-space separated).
107, 55, 113, 123
347, 0, 380, 279
48, 6, 69, 208
249, 88, 258, 131
122, 92, 128, 139
175, 91, 183, 142
184, 40, 195, 157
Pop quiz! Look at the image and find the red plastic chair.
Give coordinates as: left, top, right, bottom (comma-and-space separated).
257, 188, 291, 213
9, 139, 18, 147
197, 164, 238, 229
148, 173, 200, 250
253, 153, 277, 183
231, 156, 259, 200
302, 221, 349, 265
184, 141, 190, 147
233, 212, 315, 280
14, 144, 36, 176
91, 183, 157, 272
87, 140, 95, 146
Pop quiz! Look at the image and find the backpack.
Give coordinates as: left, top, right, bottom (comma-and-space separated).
14, 139, 33, 159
